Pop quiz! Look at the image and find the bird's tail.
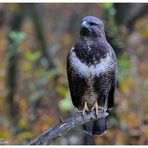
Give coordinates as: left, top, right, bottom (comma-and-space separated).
83, 117, 107, 136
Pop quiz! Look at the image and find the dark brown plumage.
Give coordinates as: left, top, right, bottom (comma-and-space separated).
67, 16, 118, 135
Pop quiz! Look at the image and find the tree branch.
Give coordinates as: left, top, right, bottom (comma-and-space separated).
29, 111, 108, 145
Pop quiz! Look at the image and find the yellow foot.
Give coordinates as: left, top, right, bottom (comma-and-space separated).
79, 101, 89, 117
91, 102, 104, 117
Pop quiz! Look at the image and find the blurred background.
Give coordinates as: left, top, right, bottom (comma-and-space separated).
0, 3, 147, 145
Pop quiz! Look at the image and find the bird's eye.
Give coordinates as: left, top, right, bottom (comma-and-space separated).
89, 22, 96, 26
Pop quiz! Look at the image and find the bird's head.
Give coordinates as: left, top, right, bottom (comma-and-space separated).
80, 16, 105, 38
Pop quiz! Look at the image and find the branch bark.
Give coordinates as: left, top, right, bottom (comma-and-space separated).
29, 111, 108, 145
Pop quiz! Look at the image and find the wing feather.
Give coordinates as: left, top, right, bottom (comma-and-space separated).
67, 50, 87, 110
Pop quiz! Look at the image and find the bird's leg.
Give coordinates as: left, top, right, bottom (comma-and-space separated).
83, 101, 89, 116
81, 101, 89, 117
91, 101, 101, 117
104, 95, 108, 112
92, 101, 105, 117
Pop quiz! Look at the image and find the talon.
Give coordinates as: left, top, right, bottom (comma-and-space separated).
81, 101, 89, 117
91, 102, 99, 117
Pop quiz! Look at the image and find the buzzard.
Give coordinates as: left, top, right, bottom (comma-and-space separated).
67, 16, 117, 135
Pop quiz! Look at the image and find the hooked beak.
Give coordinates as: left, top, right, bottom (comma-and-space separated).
80, 21, 91, 36
81, 21, 88, 29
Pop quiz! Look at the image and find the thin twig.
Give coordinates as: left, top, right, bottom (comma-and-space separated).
29, 111, 108, 145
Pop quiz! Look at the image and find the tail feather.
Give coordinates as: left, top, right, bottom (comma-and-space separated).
83, 117, 107, 136
83, 120, 94, 135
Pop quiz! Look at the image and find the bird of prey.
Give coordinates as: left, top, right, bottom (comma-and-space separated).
67, 16, 118, 135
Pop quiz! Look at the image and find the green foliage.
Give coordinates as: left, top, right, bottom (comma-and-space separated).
118, 55, 131, 83
9, 31, 26, 44
18, 119, 28, 130
101, 3, 116, 16
101, 3, 113, 9
7, 31, 26, 59
59, 95, 73, 112
24, 50, 41, 62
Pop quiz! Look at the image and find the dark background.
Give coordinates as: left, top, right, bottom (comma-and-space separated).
0, 3, 147, 144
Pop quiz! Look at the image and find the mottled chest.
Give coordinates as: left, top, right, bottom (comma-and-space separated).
69, 49, 114, 78
74, 38, 107, 66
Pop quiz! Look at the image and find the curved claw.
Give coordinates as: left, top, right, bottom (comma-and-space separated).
79, 101, 89, 117
91, 102, 104, 117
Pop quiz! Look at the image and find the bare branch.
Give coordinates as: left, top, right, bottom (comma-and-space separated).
29, 111, 108, 145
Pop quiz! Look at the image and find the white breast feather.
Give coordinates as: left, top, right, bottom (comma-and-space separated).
70, 50, 113, 77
